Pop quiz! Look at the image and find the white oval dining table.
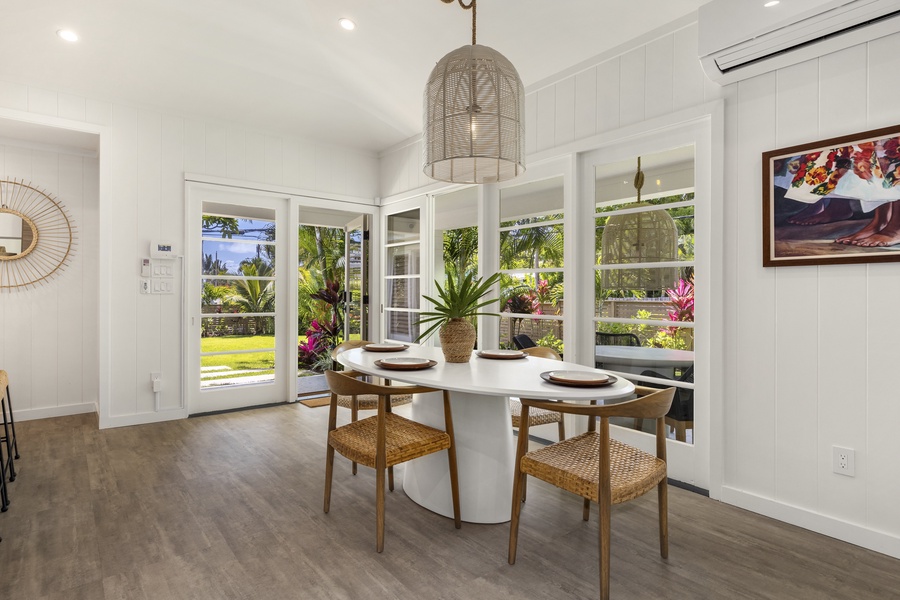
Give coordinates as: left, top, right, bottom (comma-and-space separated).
336, 346, 636, 524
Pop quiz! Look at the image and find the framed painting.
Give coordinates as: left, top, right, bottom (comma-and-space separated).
762, 124, 900, 267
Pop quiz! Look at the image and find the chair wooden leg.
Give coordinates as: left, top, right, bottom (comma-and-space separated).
508, 405, 532, 565
583, 497, 591, 521
442, 391, 461, 529
557, 418, 565, 441
376, 466, 386, 553
599, 497, 611, 600
634, 417, 644, 432
388, 466, 394, 492
658, 478, 669, 559
323, 444, 335, 513
351, 398, 359, 475
675, 422, 687, 443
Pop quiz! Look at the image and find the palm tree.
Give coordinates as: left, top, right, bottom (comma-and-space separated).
443, 226, 478, 284
227, 262, 275, 334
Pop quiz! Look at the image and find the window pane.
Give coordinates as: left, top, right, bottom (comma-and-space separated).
594, 147, 694, 210
500, 176, 564, 227
595, 267, 692, 311
501, 273, 563, 316
498, 315, 564, 351
596, 203, 694, 265
200, 315, 275, 338
500, 223, 564, 270
385, 311, 420, 343
386, 245, 420, 276
202, 217, 275, 241
199, 350, 275, 388
387, 209, 420, 243
595, 323, 695, 352
200, 279, 276, 313
202, 240, 275, 276
386, 278, 420, 310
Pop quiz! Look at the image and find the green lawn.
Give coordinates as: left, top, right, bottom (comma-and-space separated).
200, 335, 306, 375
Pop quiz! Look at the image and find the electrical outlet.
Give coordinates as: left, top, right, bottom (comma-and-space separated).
832, 446, 855, 477
151, 372, 162, 393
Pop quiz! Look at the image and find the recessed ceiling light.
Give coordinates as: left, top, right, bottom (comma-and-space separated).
764, 1, 780, 7
57, 29, 78, 42
339, 18, 356, 31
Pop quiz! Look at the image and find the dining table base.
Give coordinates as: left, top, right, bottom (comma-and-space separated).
402, 390, 515, 524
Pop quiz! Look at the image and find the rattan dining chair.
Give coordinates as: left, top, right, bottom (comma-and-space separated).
509, 346, 565, 442
323, 370, 461, 552
331, 340, 413, 476
508, 385, 676, 600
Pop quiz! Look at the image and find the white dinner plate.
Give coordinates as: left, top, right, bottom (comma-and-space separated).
477, 349, 526, 359
375, 357, 437, 371
363, 343, 409, 352
548, 370, 610, 384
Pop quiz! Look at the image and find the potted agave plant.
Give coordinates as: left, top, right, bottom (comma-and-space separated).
416, 272, 502, 363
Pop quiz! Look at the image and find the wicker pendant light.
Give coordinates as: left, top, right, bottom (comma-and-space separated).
423, 0, 525, 184
601, 158, 678, 292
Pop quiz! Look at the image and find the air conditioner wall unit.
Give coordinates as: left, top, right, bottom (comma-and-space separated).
699, 0, 900, 85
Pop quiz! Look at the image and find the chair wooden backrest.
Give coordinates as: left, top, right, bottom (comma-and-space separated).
521, 346, 561, 360
595, 332, 640, 347
518, 385, 675, 463
331, 339, 371, 360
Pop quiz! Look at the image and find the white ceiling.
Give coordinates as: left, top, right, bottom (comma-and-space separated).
1, 0, 706, 155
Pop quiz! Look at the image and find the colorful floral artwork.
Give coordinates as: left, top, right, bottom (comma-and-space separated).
763, 125, 900, 266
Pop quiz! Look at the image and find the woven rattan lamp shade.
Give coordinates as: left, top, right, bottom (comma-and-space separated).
423, 43, 525, 184
601, 205, 678, 292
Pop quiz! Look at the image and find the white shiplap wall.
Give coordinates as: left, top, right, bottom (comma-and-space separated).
0, 142, 99, 421
0, 78, 379, 427
378, 22, 900, 555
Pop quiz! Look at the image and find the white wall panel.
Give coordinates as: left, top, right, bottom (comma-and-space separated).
111, 104, 140, 418
0, 81, 27, 111
27, 87, 57, 117
183, 119, 205, 175
554, 77, 576, 147
672, 24, 705, 112
524, 92, 537, 156
245, 131, 266, 183
58, 93, 86, 122
732, 73, 778, 497
866, 265, 900, 537
226, 126, 247, 180
771, 60, 820, 509
574, 66, 597, 140
644, 34, 674, 119
85, 99, 112, 127
205, 122, 228, 178
264, 135, 283, 185
535, 86, 556, 152
867, 33, 900, 126
595, 58, 621, 133
619, 47, 646, 127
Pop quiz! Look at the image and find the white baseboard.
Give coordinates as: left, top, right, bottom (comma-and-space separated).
721, 486, 900, 560
15, 403, 98, 422
100, 409, 188, 429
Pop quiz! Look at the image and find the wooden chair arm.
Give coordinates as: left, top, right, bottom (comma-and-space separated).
519, 387, 675, 420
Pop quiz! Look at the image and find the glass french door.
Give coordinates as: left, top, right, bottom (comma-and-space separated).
580, 128, 710, 490
186, 184, 292, 415
381, 197, 428, 344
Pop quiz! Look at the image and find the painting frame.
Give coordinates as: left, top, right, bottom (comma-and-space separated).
763, 123, 900, 267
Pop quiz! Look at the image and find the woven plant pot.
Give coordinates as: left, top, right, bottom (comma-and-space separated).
439, 318, 476, 363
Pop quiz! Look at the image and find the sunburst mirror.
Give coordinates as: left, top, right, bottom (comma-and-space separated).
0, 179, 76, 291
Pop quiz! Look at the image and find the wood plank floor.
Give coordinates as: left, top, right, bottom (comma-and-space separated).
1, 404, 898, 600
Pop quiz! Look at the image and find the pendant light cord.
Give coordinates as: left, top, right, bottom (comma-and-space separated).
441, 0, 477, 45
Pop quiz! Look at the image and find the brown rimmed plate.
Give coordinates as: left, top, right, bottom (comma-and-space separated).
375, 357, 438, 371
477, 349, 526, 360
363, 343, 409, 352
540, 371, 618, 387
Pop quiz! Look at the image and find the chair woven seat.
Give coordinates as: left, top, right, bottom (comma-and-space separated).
509, 398, 562, 428
521, 432, 666, 505
336, 393, 412, 411
329, 413, 451, 469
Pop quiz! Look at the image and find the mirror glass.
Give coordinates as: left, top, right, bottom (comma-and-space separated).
0, 209, 36, 258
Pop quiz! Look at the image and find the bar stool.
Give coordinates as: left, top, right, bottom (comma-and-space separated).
0, 370, 18, 502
